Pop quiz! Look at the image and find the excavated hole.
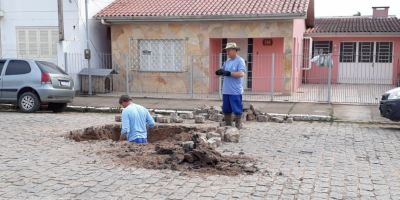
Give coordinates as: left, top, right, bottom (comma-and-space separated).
68, 124, 258, 176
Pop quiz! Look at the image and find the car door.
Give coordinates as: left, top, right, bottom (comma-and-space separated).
0, 60, 6, 99
1, 60, 32, 101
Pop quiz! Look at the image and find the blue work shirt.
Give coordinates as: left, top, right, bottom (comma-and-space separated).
121, 103, 155, 142
222, 55, 246, 95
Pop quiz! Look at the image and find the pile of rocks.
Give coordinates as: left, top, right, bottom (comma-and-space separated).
188, 126, 240, 149
243, 104, 295, 124
115, 104, 299, 125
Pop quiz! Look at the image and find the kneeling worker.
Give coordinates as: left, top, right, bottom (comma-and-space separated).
119, 95, 155, 144
215, 42, 246, 129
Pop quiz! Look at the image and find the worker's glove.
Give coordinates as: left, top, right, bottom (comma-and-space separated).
215, 69, 224, 76
215, 69, 231, 76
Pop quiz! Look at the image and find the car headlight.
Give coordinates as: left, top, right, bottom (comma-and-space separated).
388, 90, 400, 100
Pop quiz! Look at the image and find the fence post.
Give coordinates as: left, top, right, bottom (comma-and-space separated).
125, 55, 129, 95
327, 54, 332, 103
190, 56, 194, 99
64, 52, 68, 73
219, 53, 223, 100
271, 53, 275, 101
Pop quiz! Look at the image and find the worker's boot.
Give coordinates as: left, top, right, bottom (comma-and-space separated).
234, 115, 243, 129
224, 114, 233, 126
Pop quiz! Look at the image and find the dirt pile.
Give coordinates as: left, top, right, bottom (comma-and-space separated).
68, 124, 257, 176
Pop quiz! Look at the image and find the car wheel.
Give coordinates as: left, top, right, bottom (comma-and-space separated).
49, 103, 67, 113
18, 92, 40, 113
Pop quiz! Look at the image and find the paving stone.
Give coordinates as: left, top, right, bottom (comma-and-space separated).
256, 115, 269, 122
1, 112, 400, 199
156, 116, 170, 123
179, 112, 194, 119
224, 127, 240, 143
194, 115, 206, 124
206, 132, 221, 139
207, 137, 222, 148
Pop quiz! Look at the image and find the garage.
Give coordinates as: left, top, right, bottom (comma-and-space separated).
338, 41, 393, 84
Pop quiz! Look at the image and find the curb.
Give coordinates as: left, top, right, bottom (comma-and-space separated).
1, 104, 396, 125
65, 105, 334, 123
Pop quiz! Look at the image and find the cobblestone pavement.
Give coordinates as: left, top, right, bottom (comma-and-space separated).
1, 112, 400, 200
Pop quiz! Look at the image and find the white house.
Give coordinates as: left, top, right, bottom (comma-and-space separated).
0, 0, 113, 89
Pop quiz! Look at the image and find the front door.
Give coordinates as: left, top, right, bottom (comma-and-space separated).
338, 42, 393, 84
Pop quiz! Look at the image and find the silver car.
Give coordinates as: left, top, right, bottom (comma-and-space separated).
0, 59, 74, 113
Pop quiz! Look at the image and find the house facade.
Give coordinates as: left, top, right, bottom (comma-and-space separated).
96, 0, 314, 95
304, 7, 400, 85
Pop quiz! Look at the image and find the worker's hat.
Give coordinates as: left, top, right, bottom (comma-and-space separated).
224, 42, 240, 51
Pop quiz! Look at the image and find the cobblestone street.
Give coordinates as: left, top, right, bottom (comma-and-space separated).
0, 112, 400, 200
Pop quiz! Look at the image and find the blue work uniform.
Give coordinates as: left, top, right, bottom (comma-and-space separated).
222, 55, 246, 115
121, 103, 155, 144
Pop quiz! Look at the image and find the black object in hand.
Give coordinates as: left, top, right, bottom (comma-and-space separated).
215, 69, 224, 76
215, 69, 231, 76
222, 70, 231, 76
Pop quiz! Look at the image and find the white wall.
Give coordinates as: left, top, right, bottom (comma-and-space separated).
0, 0, 112, 65
0, 0, 113, 90
0, 0, 58, 57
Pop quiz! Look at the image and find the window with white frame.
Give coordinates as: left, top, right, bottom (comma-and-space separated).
340, 42, 357, 63
16, 27, 58, 60
376, 42, 393, 63
312, 41, 332, 56
358, 42, 374, 63
138, 39, 185, 72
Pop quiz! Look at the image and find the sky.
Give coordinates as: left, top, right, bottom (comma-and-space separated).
315, 0, 400, 17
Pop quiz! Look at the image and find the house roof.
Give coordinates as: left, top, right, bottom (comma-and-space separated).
306, 17, 400, 35
96, 0, 311, 21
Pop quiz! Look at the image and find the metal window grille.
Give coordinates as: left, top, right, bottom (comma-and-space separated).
312, 41, 332, 56
138, 39, 185, 72
376, 42, 393, 63
340, 42, 357, 63
358, 42, 374, 63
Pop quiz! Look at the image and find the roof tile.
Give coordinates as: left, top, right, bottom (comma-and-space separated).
96, 0, 310, 18
306, 17, 400, 34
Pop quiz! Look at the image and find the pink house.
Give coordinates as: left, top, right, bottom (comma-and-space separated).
96, 0, 314, 95
303, 7, 400, 85
96, 1, 400, 98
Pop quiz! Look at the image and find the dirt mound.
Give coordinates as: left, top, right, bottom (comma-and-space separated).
69, 124, 121, 142
69, 124, 257, 176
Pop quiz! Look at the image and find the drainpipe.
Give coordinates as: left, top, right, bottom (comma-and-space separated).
302, 37, 313, 70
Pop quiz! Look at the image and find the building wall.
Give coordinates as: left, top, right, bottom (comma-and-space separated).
0, 0, 113, 90
0, 0, 58, 58
111, 20, 295, 94
305, 36, 400, 84
209, 38, 221, 92
292, 19, 306, 91
252, 38, 284, 92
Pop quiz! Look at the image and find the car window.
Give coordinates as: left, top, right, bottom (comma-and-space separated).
36, 61, 67, 75
5, 60, 31, 75
0, 60, 5, 75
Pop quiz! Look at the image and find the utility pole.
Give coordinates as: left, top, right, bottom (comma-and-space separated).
84, 0, 92, 95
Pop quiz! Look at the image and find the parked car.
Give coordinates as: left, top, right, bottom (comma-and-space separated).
379, 87, 400, 121
0, 59, 74, 113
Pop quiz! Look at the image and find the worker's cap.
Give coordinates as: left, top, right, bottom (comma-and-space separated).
224, 42, 240, 51
119, 95, 132, 104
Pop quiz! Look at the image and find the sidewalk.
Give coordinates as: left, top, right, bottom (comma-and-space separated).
71, 96, 392, 123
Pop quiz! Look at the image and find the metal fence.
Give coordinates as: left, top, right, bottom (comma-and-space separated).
103, 54, 399, 104
64, 52, 399, 105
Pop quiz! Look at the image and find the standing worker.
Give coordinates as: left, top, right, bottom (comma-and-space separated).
118, 95, 155, 144
215, 42, 246, 129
